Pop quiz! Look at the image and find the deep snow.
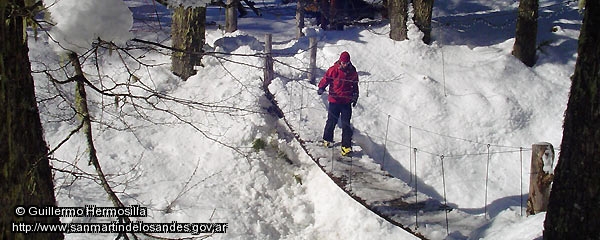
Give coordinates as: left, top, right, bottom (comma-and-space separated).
30, 0, 581, 239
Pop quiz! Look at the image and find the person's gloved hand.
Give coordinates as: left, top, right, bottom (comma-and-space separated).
351, 93, 359, 107
317, 88, 325, 95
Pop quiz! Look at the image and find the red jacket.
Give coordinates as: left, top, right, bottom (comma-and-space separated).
318, 61, 359, 104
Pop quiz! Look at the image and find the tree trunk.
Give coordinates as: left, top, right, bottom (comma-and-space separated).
328, 0, 343, 30
388, 0, 408, 41
171, 6, 206, 80
0, 0, 63, 239
413, 0, 434, 44
319, 0, 330, 29
543, 0, 600, 239
308, 37, 317, 84
263, 34, 273, 90
512, 0, 538, 67
296, 0, 305, 38
225, 0, 238, 32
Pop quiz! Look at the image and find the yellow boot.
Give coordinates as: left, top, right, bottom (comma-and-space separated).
341, 146, 352, 156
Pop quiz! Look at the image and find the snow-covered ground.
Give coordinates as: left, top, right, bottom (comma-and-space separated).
31, 0, 581, 239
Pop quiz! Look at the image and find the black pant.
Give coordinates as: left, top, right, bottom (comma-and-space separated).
323, 102, 353, 148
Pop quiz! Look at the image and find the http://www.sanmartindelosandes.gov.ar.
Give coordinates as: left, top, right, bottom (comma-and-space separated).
12, 205, 228, 235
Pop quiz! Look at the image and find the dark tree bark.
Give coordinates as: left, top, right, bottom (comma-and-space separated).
512, 0, 538, 67
388, 0, 408, 41
171, 6, 206, 80
543, 0, 600, 239
328, 0, 344, 30
0, 0, 63, 239
319, 0, 330, 29
413, 0, 434, 44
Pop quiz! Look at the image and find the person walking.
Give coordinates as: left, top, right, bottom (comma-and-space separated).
317, 51, 359, 156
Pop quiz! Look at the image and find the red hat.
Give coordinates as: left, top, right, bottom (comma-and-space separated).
339, 51, 350, 62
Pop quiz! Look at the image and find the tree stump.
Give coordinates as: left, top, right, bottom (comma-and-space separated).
527, 142, 554, 215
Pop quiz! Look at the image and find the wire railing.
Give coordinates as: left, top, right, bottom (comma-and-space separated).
251, 23, 564, 234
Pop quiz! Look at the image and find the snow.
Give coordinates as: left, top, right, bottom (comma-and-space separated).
167, 0, 213, 8
42, 0, 133, 53
30, 0, 582, 239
